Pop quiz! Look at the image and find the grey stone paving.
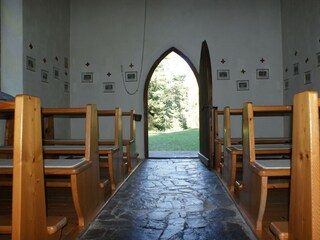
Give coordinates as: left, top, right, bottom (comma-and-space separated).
78, 159, 257, 240
149, 151, 198, 158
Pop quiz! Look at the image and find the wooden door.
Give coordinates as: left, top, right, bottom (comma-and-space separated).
198, 41, 213, 168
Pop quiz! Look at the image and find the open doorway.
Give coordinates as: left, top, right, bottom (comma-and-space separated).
143, 48, 199, 158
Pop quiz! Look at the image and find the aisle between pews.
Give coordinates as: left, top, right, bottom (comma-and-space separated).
78, 158, 257, 240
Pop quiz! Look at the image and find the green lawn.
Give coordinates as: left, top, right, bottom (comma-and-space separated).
148, 128, 199, 151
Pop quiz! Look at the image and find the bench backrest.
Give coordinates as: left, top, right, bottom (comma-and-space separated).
98, 107, 122, 146
123, 110, 135, 142
242, 103, 293, 163
290, 91, 320, 239
223, 106, 242, 148
43, 107, 122, 148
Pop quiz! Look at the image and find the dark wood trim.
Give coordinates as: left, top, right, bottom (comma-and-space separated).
143, 47, 199, 158
198, 152, 209, 167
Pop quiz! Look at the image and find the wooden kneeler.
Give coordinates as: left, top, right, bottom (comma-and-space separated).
5, 95, 66, 240
270, 91, 320, 240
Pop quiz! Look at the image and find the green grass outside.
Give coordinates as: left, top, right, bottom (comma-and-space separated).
148, 128, 199, 151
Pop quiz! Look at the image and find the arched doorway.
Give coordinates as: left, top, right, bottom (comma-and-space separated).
143, 47, 199, 158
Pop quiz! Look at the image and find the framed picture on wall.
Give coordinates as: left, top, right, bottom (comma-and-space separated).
304, 71, 311, 85
81, 72, 93, 83
103, 82, 115, 93
237, 80, 249, 91
41, 69, 49, 83
293, 63, 299, 75
53, 67, 60, 80
26, 56, 36, 72
256, 69, 269, 79
125, 71, 138, 82
217, 69, 230, 80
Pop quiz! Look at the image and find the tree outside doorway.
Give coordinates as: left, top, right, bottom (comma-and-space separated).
147, 52, 199, 157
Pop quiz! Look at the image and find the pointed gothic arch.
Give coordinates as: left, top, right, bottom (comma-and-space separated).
143, 47, 200, 158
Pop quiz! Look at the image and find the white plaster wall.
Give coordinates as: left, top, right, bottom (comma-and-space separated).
70, 0, 283, 157
1, 0, 71, 139
1, 0, 24, 95
0, 2, 1, 86
23, 0, 70, 108
281, 0, 320, 105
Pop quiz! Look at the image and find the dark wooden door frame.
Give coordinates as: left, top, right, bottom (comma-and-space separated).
198, 41, 213, 168
143, 47, 199, 158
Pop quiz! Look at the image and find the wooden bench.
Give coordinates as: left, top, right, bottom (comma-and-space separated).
0, 104, 106, 228
237, 102, 291, 231
0, 95, 67, 239
221, 105, 291, 192
122, 110, 139, 172
213, 107, 223, 172
42, 107, 123, 191
270, 91, 320, 240
213, 107, 240, 172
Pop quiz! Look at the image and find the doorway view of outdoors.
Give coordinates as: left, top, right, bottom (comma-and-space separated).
147, 51, 199, 158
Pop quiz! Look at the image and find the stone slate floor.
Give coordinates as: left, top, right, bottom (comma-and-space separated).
78, 159, 257, 240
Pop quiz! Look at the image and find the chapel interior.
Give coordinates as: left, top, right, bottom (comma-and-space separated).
0, 0, 319, 239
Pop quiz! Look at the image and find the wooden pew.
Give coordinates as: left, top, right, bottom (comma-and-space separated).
42, 107, 123, 191
212, 107, 242, 172
270, 91, 320, 240
237, 102, 291, 231
0, 95, 67, 240
221, 106, 243, 191
221, 106, 291, 192
93, 109, 138, 173
122, 110, 138, 172
0, 104, 106, 228
213, 107, 223, 172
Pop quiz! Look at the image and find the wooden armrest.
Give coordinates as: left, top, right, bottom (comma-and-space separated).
99, 179, 110, 189
123, 139, 134, 145
46, 216, 67, 235
0, 215, 67, 235
270, 221, 288, 240
226, 146, 242, 153
235, 181, 244, 190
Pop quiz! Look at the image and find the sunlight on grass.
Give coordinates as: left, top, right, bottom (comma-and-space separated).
148, 128, 199, 151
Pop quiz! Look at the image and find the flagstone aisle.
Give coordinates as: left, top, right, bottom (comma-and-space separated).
78, 159, 257, 240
